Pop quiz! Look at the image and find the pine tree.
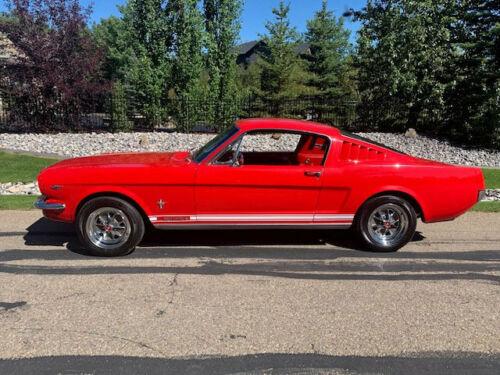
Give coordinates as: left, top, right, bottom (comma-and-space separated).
305, 0, 352, 100
204, 0, 242, 128
258, 0, 312, 116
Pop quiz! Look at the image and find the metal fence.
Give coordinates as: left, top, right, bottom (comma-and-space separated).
0, 91, 360, 133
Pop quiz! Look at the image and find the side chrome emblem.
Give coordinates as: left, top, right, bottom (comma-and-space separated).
157, 199, 166, 210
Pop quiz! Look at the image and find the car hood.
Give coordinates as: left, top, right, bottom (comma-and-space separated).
50, 151, 192, 169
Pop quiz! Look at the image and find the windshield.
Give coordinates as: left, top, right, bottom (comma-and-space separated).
192, 126, 239, 163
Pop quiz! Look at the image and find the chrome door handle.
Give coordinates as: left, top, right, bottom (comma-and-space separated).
304, 171, 322, 177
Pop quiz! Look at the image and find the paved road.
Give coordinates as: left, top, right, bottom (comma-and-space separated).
0, 211, 499, 374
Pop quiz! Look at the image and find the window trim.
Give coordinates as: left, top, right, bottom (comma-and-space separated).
211, 136, 244, 166
193, 125, 239, 163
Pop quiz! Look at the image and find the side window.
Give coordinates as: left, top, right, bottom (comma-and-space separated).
239, 132, 302, 153
217, 131, 329, 167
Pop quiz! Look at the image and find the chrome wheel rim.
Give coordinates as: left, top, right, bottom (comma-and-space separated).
367, 203, 408, 247
86, 207, 131, 250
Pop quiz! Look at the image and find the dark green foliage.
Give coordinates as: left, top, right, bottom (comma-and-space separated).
444, 0, 499, 147
237, 63, 262, 98
305, 0, 357, 125
166, 0, 204, 100
204, 0, 243, 128
1, 0, 497, 147
305, 0, 353, 100
110, 82, 132, 132
120, 0, 171, 129
257, 1, 315, 117
352, 0, 499, 148
354, 0, 453, 132
124, 0, 169, 66
166, 0, 205, 131
92, 16, 133, 82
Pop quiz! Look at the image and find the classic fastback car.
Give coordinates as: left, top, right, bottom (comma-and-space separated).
36, 118, 485, 256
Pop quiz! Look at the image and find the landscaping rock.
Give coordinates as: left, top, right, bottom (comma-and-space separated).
0, 182, 40, 196
405, 128, 418, 138
139, 134, 149, 147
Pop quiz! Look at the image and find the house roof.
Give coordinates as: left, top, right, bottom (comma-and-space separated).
236, 40, 311, 57
0, 33, 24, 65
235, 40, 260, 55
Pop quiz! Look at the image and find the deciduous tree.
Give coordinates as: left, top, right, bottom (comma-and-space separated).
0, 0, 107, 131
92, 16, 133, 82
120, 0, 171, 129
351, 0, 499, 147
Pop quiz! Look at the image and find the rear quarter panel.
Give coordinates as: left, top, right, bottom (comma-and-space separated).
318, 161, 484, 223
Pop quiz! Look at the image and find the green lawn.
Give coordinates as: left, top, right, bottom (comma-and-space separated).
0, 151, 499, 212
0, 195, 38, 210
471, 201, 500, 212
483, 168, 500, 189
477, 168, 500, 211
0, 151, 58, 183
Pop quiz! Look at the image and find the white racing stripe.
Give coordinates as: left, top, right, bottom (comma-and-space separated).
149, 213, 354, 224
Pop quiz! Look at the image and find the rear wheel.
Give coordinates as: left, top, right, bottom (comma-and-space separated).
76, 197, 145, 257
355, 195, 417, 252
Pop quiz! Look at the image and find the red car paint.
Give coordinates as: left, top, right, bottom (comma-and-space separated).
37, 118, 485, 228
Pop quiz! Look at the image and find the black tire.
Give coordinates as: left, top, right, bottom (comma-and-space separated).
355, 195, 417, 252
76, 197, 145, 257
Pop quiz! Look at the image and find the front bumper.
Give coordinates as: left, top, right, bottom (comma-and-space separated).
34, 196, 66, 211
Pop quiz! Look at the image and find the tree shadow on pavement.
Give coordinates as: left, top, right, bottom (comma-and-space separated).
0, 352, 498, 375
4, 217, 496, 283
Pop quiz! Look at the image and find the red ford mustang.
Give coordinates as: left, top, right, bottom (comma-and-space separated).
36, 118, 485, 256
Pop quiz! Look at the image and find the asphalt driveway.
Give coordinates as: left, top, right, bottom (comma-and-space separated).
0, 211, 499, 374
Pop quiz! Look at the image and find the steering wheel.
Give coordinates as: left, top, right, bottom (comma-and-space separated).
236, 151, 244, 166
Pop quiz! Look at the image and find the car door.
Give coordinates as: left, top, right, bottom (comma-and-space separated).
194, 131, 327, 225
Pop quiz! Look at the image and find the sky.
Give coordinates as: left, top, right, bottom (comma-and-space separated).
1, 0, 366, 43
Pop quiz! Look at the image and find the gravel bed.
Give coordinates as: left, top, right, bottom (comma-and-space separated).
359, 133, 500, 168
0, 182, 39, 195
0, 131, 499, 167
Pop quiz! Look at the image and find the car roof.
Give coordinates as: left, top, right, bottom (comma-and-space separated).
236, 118, 341, 137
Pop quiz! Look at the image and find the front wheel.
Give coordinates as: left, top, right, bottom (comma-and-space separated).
355, 195, 417, 252
76, 197, 145, 257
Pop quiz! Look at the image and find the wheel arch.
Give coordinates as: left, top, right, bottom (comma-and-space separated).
76, 191, 151, 226
356, 190, 425, 222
